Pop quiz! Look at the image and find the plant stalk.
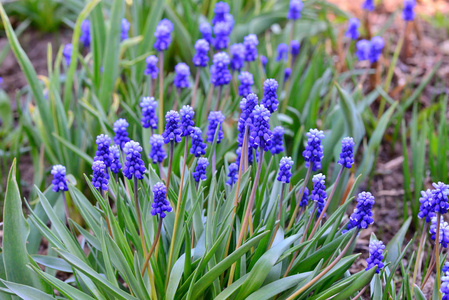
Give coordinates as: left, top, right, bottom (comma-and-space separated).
436, 212, 442, 300
158, 51, 164, 134
141, 218, 163, 276
287, 166, 312, 231
191, 70, 200, 108
214, 85, 223, 111
412, 222, 429, 295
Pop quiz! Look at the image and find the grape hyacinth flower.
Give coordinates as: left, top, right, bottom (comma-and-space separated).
238, 71, 254, 97
190, 127, 207, 157
442, 273, 449, 299
243, 34, 258, 62
444, 262, 449, 274
207, 111, 225, 143
149, 135, 167, 164
291, 40, 300, 58
193, 39, 209, 68
199, 22, 213, 44
230, 43, 245, 72
261, 79, 279, 114
303, 129, 325, 172
212, 1, 231, 25
277, 157, 293, 183
260, 55, 268, 69
287, 0, 303, 20
51, 165, 68, 192
344, 191, 375, 232
63, 44, 73, 66
92, 160, 109, 191
299, 187, 309, 208
366, 240, 385, 273
311, 174, 327, 218
284, 68, 292, 82
276, 43, 289, 61
154, 19, 173, 52
180, 105, 195, 137
210, 52, 232, 87
123, 141, 147, 180
345, 18, 360, 40
338, 137, 355, 169
151, 182, 172, 218
121, 18, 130, 41
430, 216, 449, 248
227, 163, 239, 186
174, 63, 191, 89
213, 21, 231, 50
162, 111, 182, 144
249, 105, 272, 151
144, 55, 159, 79
80, 20, 91, 48
418, 189, 435, 223
140, 97, 158, 130
237, 93, 259, 146
368, 36, 385, 63
355, 40, 371, 61
270, 126, 285, 155
110, 145, 122, 174
113, 119, 131, 149
402, 0, 416, 22
362, 0, 374, 11
94, 134, 112, 168
432, 182, 449, 215
193, 157, 209, 182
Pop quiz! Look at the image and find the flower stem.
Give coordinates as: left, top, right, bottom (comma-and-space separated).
151, 78, 156, 97
412, 222, 429, 295
287, 166, 312, 231
141, 218, 163, 276
212, 149, 216, 175
191, 70, 200, 109
158, 51, 164, 134
435, 212, 442, 300
308, 167, 344, 240
166, 137, 188, 283
166, 141, 174, 194
214, 85, 223, 111
286, 230, 358, 299
228, 148, 264, 286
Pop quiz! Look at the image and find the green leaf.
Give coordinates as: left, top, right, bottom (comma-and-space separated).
331, 267, 377, 300
0, 280, 53, 300
245, 274, 311, 300
384, 218, 411, 264
413, 284, 427, 300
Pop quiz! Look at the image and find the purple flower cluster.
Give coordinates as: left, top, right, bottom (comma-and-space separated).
261, 79, 279, 113
210, 52, 232, 86
213, 21, 231, 50
362, 0, 375, 11
140, 97, 158, 130
123, 141, 146, 180
442, 274, 449, 299
402, 0, 416, 21
249, 105, 272, 151
149, 135, 167, 164
430, 216, 449, 248
113, 119, 131, 149
276, 43, 289, 62
260, 55, 268, 69
418, 189, 435, 223
193, 39, 210, 68
63, 44, 72, 66
284, 68, 292, 81
311, 174, 327, 218
92, 160, 108, 191
338, 137, 354, 169
51, 165, 68, 192
109, 145, 122, 174
121, 18, 130, 41
174, 63, 190, 89
345, 191, 375, 232
190, 127, 207, 157
303, 129, 324, 171
345, 18, 360, 40
277, 157, 293, 183
193, 157, 209, 182
207, 111, 225, 143
238, 71, 254, 97
162, 111, 182, 144
270, 126, 285, 155
356, 37, 384, 63
212, 2, 231, 25
287, 0, 303, 20
227, 162, 239, 186
432, 182, 449, 214
180, 105, 195, 137
199, 22, 213, 44
144, 55, 159, 79
299, 187, 309, 207
94, 134, 112, 167
291, 40, 300, 58
151, 182, 172, 218
243, 34, 258, 62
80, 20, 91, 48
154, 19, 174, 52
366, 240, 385, 273
230, 43, 245, 72
237, 93, 258, 146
